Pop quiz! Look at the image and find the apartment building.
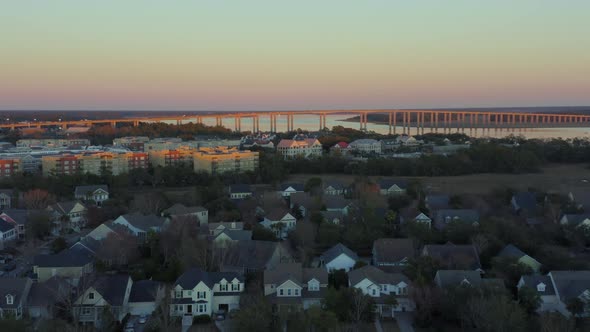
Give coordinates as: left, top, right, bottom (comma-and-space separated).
16, 138, 90, 148
276, 139, 322, 159
42, 152, 148, 176
148, 148, 195, 167
193, 147, 258, 174
143, 138, 184, 151
0, 159, 21, 178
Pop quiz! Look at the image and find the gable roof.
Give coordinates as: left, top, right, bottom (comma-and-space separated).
221, 240, 282, 270
289, 192, 315, 208
50, 201, 86, 215
562, 213, 590, 227
434, 209, 480, 230
323, 196, 354, 210
425, 194, 450, 210
83, 275, 131, 306
512, 192, 537, 211
0, 209, 29, 225
323, 181, 347, 191
264, 263, 328, 286
349, 265, 409, 287
175, 267, 243, 289
279, 183, 305, 192
424, 243, 482, 270
34, 248, 94, 268
0, 219, 15, 233
214, 229, 252, 241
549, 270, 590, 301
435, 270, 483, 288
74, 185, 108, 197
373, 238, 415, 263
229, 184, 252, 194
0, 278, 30, 309
118, 213, 168, 230
320, 243, 359, 263
129, 280, 160, 303
497, 244, 530, 261
162, 203, 207, 216
378, 179, 408, 190
519, 275, 556, 296
265, 208, 293, 221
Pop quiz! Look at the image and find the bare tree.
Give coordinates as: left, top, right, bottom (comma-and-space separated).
130, 192, 167, 215
348, 288, 374, 329
539, 312, 576, 332
23, 189, 55, 209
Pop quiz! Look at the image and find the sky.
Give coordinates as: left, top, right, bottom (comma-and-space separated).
1, 1, 589, 111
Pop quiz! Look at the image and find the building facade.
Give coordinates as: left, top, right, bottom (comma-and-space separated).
193, 147, 259, 174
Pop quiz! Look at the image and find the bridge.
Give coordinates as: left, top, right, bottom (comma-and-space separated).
2, 109, 589, 134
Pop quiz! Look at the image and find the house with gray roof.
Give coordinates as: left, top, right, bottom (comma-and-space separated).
319, 243, 358, 272
434, 209, 480, 230
320, 210, 344, 225
560, 213, 590, 228
129, 280, 163, 316
278, 183, 305, 197
170, 267, 244, 317
27, 277, 73, 319
323, 196, 356, 216
260, 208, 297, 239
349, 265, 414, 317
220, 240, 294, 274
74, 185, 109, 206
264, 263, 328, 311
423, 243, 483, 272
0, 218, 16, 249
46, 200, 87, 234
73, 274, 133, 325
517, 275, 559, 313
323, 181, 349, 196
372, 238, 416, 271
113, 213, 169, 241
211, 229, 253, 249
0, 189, 13, 209
434, 270, 504, 290
0, 209, 30, 239
229, 184, 253, 200
511, 192, 538, 215
0, 278, 32, 319
567, 190, 590, 211
33, 248, 94, 282
497, 244, 542, 272
425, 194, 450, 211
289, 192, 317, 217
378, 179, 408, 196
162, 203, 208, 225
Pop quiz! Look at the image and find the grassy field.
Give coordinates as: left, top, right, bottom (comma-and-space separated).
287, 163, 590, 195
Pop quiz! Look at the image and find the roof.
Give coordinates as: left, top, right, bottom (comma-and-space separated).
320, 243, 359, 263
0, 219, 15, 233
229, 184, 252, 194
215, 229, 252, 241
0, 278, 30, 309
265, 207, 292, 221
434, 209, 480, 230
0, 189, 13, 197
562, 214, 590, 227
264, 263, 327, 286
27, 277, 72, 307
513, 192, 537, 211
129, 280, 160, 303
162, 204, 207, 216
425, 194, 450, 210
349, 265, 409, 287
378, 179, 408, 190
333, 142, 349, 148
323, 196, 353, 210
74, 185, 109, 197
175, 267, 243, 289
349, 139, 380, 145
497, 244, 529, 261
549, 271, 590, 301
84, 275, 131, 306
519, 275, 556, 296
289, 192, 315, 208
0, 209, 29, 225
221, 240, 281, 270
50, 201, 86, 215
424, 244, 482, 270
373, 238, 415, 263
118, 213, 167, 230
320, 210, 344, 221
277, 139, 320, 148
279, 183, 305, 192
34, 248, 94, 268
324, 181, 347, 191
435, 270, 483, 288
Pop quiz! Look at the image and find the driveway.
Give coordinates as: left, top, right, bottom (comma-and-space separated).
395, 312, 415, 332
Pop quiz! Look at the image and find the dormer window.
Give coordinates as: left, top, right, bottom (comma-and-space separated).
6, 294, 13, 305
220, 284, 228, 291
537, 283, 546, 292
175, 291, 182, 298
88, 292, 95, 300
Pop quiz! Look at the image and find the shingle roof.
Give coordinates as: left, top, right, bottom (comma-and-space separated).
34, 248, 94, 268
435, 270, 483, 288
0, 278, 30, 309
0, 219, 15, 233
119, 213, 167, 230
229, 184, 252, 194
320, 243, 359, 264
497, 244, 528, 261
520, 275, 555, 296
175, 267, 243, 289
378, 179, 408, 190
562, 214, 590, 227
27, 277, 72, 307
215, 229, 252, 241
324, 181, 347, 191
323, 196, 353, 210
279, 183, 305, 192
264, 263, 327, 286
74, 185, 108, 197
424, 244, 482, 270
162, 204, 207, 216
434, 209, 480, 230
51, 201, 85, 215
265, 208, 292, 221
289, 192, 315, 208
86, 275, 131, 306
221, 241, 281, 270
549, 271, 590, 301
349, 265, 409, 287
129, 280, 160, 303
0, 209, 29, 225
373, 238, 415, 263
513, 192, 537, 211
425, 194, 450, 210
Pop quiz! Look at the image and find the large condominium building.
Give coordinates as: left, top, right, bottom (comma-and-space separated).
193, 147, 259, 174
143, 138, 184, 152
16, 138, 90, 148
0, 159, 21, 178
42, 152, 148, 176
113, 136, 150, 150
348, 139, 382, 154
276, 139, 323, 159
148, 147, 195, 167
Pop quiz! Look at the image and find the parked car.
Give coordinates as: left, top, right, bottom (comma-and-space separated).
138, 315, 147, 324
215, 310, 226, 321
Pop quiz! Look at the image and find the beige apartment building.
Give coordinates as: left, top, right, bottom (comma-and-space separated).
42, 152, 148, 176
193, 147, 259, 174
148, 147, 195, 167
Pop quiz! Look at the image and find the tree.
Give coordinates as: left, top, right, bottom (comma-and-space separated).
310, 211, 324, 226
517, 286, 541, 315
0, 318, 29, 332
29, 212, 52, 239
233, 295, 274, 332
328, 270, 348, 289
305, 177, 322, 193
349, 288, 375, 325
316, 222, 340, 248
537, 312, 576, 332
403, 256, 441, 285
23, 189, 55, 209
566, 298, 584, 317
291, 203, 304, 220
50, 237, 67, 254
306, 305, 339, 332
460, 294, 528, 332
252, 225, 278, 241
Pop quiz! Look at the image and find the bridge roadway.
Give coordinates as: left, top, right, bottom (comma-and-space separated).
2, 109, 589, 134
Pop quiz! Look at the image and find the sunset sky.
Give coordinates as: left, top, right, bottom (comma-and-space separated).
1, 1, 589, 111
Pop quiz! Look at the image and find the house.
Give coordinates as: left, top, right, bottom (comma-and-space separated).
320, 210, 344, 225
83, 221, 129, 241
170, 268, 244, 317
423, 243, 483, 272
276, 139, 323, 159
220, 240, 293, 274
497, 244, 542, 273
73, 275, 133, 325
46, 201, 88, 233
0, 189, 13, 209
567, 190, 590, 211
264, 263, 328, 311
0, 209, 30, 239
229, 184, 253, 200
33, 248, 94, 282
319, 243, 359, 272
399, 208, 432, 228
162, 204, 208, 225
260, 208, 297, 239
113, 213, 169, 241
323, 196, 356, 216
434, 270, 503, 290
395, 135, 420, 146
372, 238, 415, 271
424, 194, 450, 211
434, 209, 480, 230
289, 192, 316, 217
323, 181, 348, 196
330, 142, 349, 154
511, 192, 538, 215
0, 219, 16, 249
74, 185, 109, 206
0, 278, 32, 319
278, 183, 305, 198
208, 222, 244, 236
129, 280, 164, 316
211, 229, 253, 249
348, 139, 382, 154
349, 265, 414, 317
560, 214, 590, 228
378, 179, 408, 196
27, 277, 73, 319
518, 271, 590, 317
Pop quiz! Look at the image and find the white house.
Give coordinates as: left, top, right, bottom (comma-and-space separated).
278, 183, 305, 198
378, 179, 408, 196
46, 201, 88, 234
348, 139, 382, 154
348, 265, 414, 317
319, 243, 359, 272
73, 275, 133, 326
74, 185, 109, 206
228, 184, 253, 200
264, 263, 328, 311
113, 213, 169, 241
276, 139, 322, 159
170, 268, 244, 317
162, 204, 208, 226
0, 219, 17, 249
260, 209, 297, 239
0, 189, 12, 210
0, 278, 32, 320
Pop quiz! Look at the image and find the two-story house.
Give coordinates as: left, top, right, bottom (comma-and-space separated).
46, 201, 88, 234
349, 265, 414, 317
74, 185, 109, 206
162, 204, 208, 226
229, 184, 253, 200
378, 179, 408, 196
73, 275, 133, 326
264, 263, 328, 312
170, 268, 244, 317
0, 209, 29, 240
0, 278, 32, 319
260, 208, 297, 239
423, 243, 483, 273
113, 213, 169, 241
0, 219, 16, 249
323, 181, 348, 196
372, 238, 415, 272
0, 189, 13, 210
220, 240, 294, 274
33, 248, 94, 283
277, 183, 305, 198
319, 243, 359, 272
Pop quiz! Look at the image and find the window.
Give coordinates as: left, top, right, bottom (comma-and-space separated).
537, 283, 546, 292
187, 290, 192, 297
372, 289, 377, 296
279, 289, 284, 296
82, 307, 92, 315
381, 284, 387, 292
287, 289, 292, 296
198, 304, 207, 313
294, 289, 300, 296
88, 292, 95, 300
197, 291, 206, 299
231, 283, 240, 291
220, 284, 228, 291
6, 295, 13, 305
175, 291, 182, 298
